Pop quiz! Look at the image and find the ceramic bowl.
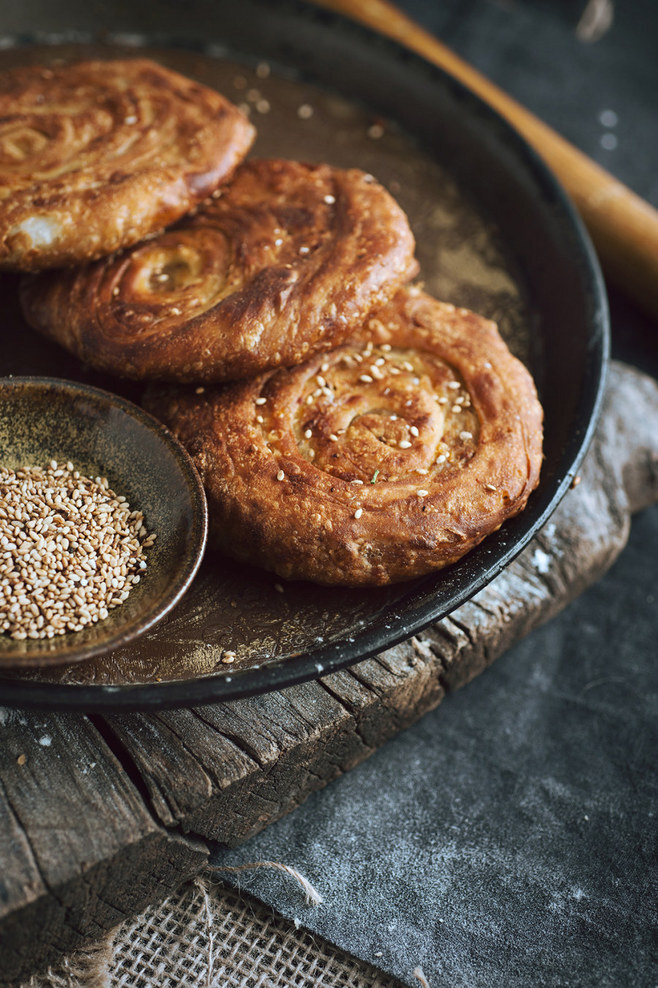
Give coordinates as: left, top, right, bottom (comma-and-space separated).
0, 376, 208, 668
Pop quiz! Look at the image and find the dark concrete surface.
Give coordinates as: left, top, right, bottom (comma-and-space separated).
211, 2, 657, 985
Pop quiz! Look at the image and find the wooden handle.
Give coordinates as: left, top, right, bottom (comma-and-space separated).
312, 0, 658, 320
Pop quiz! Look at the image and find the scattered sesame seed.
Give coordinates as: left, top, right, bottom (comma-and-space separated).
329, 434, 339, 442
368, 123, 384, 139
299, 246, 310, 254
351, 479, 364, 485
410, 426, 419, 437
256, 415, 264, 423
354, 507, 363, 519
399, 440, 412, 449
221, 651, 236, 664
124, 115, 137, 125
255, 397, 267, 405
459, 431, 473, 440
381, 343, 392, 351
484, 483, 497, 492
324, 194, 336, 204
447, 381, 460, 389
274, 582, 284, 593
451, 405, 462, 413
358, 374, 374, 384
170, 307, 182, 316
256, 61, 271, 78
297, 103, 314, 119
276, 470, 285, 481
304, 429, 312, 439
195, 386, 205, 394
256, 99, 270, 114
246, 88, 260, 102
417, 490, 429, 497
17, 753, 27, 765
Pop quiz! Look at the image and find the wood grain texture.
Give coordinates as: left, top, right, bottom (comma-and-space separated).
1, 362, 657, 983
312, 0, 658, 320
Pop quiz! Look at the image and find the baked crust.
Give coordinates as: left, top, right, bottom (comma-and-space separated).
146, 288, 544, 586
0, 58, 255, 270
20, 158, 418, 382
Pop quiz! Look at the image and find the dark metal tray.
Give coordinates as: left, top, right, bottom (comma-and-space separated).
0, 0, 608, 709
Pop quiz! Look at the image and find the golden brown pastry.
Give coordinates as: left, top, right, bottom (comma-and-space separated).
146, 288, 543, 586
0, 58, 255, 270
20, 158, 418, 382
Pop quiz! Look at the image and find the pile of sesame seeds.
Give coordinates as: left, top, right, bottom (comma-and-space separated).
0, 461, 156, 641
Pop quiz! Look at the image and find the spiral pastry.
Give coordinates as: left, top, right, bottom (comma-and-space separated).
146, 288, 543, 586
0, 58, 255, 270
20, 158, 418, 383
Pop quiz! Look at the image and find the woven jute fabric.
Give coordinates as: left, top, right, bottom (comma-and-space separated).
23, 877, 403, 988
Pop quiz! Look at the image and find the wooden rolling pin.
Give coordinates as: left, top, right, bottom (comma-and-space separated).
314, 0, 658, 320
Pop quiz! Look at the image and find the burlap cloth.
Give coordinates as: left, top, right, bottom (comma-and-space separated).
23, 876, 405, 988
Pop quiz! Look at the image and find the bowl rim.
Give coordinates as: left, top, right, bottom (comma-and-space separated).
0, 374, 209, 668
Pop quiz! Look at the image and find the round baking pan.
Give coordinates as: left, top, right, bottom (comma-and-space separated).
0, 0, 608, 709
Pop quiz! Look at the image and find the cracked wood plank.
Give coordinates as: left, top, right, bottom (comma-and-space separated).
1, 362, 657, 982
0, 710, 207, 984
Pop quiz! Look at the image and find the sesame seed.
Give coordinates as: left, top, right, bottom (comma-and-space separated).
256, 415, 264, 423
410, 426, 419, 437
368, 123, 384, 139
381, 343, 392, 351
417, 490, 429, 497
297, 103, 314, 119
256, 62, 271, 78
276, 470, 285, 481
484, 483, 497, 491
0, 462, 155, 639
256, 99, 270, 114
447, 381, 460, 389
255, 397, 267, 405
170, 307, 182, 316
399, 440, 412, 449
452, 405, 462, 413
274, 582, 284, 593
195, 386, 205, 394
299, 246, 310, 254
460, 431, 473, 440
221, 651, 236, 664
304, 429, 312, 439
329, 434, 339, 442
354, 508, 363, 519
358, 374, 374, 384
351, 479, 364, 485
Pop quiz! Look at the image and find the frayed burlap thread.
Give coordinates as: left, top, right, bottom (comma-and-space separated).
21, 877, 404, 988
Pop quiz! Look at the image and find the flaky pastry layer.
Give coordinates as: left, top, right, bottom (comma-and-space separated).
20, 158, 418, 382
146, 288, 544, 586
0, 58, 255, 269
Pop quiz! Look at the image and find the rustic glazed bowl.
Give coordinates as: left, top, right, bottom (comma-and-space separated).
0, 376, 208, 668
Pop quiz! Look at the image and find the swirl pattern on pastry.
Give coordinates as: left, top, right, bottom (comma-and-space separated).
0, 58, 255, 270
20, 158, 418, 382
146, 288, 543, 586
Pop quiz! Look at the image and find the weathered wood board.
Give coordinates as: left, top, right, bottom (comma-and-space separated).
1, 362, 657, 984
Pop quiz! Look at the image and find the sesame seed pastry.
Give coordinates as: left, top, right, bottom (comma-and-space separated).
0, 58, 255, 270
20, 158, 418, 382
145, 288, 543, 586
